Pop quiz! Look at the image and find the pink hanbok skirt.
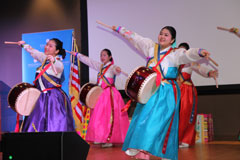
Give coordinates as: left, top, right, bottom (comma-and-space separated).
86, 79, 129, 143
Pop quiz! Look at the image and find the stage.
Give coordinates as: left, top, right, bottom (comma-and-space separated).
0, 141, 239, 159
87, 141, 240, 160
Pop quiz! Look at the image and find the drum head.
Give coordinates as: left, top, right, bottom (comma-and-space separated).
15, 88, 41, 116
138, 73, 159, 104
86, 86, 103, 108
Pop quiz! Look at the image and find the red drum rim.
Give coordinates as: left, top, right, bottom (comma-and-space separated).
125, 66, 159, 103
124, 66, 145, 99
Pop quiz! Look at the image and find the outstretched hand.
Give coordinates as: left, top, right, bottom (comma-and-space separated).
209, 70, 219, 88
209, 70, 219, 79
229, 27, 238, 34
47, 55, 58, 75
69, 51, 76, 56
112, 26, 117, 31
115, 66, 122, 73
47, 55, 55, 63
200, 49, 210, 60
17, 41, 26, 46
65, 50, 77, 56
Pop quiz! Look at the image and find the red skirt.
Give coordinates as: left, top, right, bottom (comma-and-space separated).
179, 82, 198, 145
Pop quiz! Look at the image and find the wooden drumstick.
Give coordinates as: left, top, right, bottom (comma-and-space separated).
5, 41, 58, 74
208, 57, 219, 67
96, 20, 113, 30
215, 78, 219, 88
65, 50, 71, 54
217, 26, 230, 32
65, 50, 77, 55
65, 50, 79, 57
4, 41, 19, 45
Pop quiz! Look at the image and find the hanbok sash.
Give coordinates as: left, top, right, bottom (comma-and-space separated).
146, 44, 180, 154
122, 44, 172, 112
151, 44, 173, 86
97, 63, 116, 142
97, 63, 113, 86
33, 58, 61, 88
178, 69, 193, 85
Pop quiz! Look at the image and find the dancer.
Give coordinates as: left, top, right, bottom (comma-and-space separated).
97, 23, 211, 160
177, 42, 218, 148
17, 39, 75, 132
68, 49, 129, 148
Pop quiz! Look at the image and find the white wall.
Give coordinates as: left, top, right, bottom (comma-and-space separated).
87, 0, 240, 89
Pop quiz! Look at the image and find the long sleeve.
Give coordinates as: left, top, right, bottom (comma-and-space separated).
173, 48, 203, 65
23, 44, 63, 78
76, 53, 122, 78
111, 65, 121, 76
52, 59, 64, 75
116, 26, 155, 58
22, 44, 47, 63
191, 62, 212, 78
116, 27, 204, 66
76, 53, 101, 72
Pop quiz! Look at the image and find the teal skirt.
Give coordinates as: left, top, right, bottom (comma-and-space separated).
122, 81, 180, 160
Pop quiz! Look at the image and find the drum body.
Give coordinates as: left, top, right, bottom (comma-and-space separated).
8, 82, 41, 116
79, 83, 103, 108
125, 66, 159, 104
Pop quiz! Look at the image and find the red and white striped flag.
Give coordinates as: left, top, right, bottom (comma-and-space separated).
69, 37, 86, 126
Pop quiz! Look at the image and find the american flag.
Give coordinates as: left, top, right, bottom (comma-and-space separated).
70, 58, 86, 123
69, 38, 86, 124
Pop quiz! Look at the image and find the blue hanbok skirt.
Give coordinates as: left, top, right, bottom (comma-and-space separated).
122, 80, 180, 160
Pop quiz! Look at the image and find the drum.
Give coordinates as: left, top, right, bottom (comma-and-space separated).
125, 66, 159, 104
79, 83, 103, 108
8, 82, 41, 116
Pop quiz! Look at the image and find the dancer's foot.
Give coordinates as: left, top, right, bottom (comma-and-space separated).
135, 151, 150, 160
179, 142, 189, 148
101, 143, 113, 148
125, 149, 139, 156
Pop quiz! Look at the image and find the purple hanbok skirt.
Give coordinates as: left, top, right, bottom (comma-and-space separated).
21, 74, 75, 132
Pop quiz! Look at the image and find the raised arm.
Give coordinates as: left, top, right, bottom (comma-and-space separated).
191, 62, 214, 78
69, 51, 101, 71
174, 48, 210, 65
18, 41, 46, 63
113, 26, 155, 58
192, 62, 219, 88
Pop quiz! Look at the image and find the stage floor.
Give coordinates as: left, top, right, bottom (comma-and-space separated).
87, 141, 240, 160
0, 141, 239, 160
